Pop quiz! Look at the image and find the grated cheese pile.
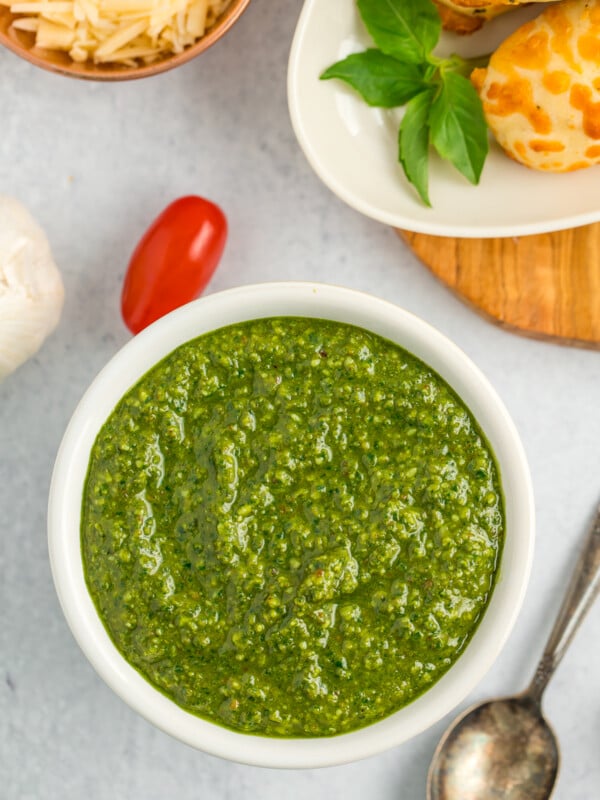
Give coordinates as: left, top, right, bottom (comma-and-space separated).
0, 0, 232, 65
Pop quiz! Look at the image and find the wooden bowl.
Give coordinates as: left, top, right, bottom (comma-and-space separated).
0, 0, 250, 80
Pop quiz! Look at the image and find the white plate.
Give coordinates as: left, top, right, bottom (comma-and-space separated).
288, 0, 600, 237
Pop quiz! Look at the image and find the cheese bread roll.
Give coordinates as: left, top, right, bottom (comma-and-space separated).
434, 0, 510, 34
449, 0, 554, 6
472, 0, 600, 171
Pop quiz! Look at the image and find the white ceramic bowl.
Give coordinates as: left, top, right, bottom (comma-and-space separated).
288, 0, 600, 237
48, 282, 534, 768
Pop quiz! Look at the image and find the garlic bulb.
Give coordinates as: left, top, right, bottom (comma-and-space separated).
0, 197, 64, 381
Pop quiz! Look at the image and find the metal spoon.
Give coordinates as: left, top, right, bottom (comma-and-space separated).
428, 502, 600, 800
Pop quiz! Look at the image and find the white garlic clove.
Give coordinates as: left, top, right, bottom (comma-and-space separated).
0, 196, 65, 381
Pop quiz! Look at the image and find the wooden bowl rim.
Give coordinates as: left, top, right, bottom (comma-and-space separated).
0, 0, 251, 81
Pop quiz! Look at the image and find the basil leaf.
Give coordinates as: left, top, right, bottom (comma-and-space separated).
320, 51, 427, 107
429, 71, 489, 185
399, 89, 434, 207
357, 0, 441, 65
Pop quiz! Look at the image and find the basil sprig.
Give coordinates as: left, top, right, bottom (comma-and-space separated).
321, 0, 489, 206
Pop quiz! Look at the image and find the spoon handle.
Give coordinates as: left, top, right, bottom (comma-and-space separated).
526, 502, 600, 704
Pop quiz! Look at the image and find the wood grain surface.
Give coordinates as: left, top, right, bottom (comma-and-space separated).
398, 224, 600, 350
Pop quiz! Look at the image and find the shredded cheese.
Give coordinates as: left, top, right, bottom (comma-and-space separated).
0, 0, 232, 65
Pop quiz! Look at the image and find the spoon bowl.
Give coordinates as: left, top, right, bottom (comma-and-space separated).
428, 697, 559, 800
427, 501, 600, 800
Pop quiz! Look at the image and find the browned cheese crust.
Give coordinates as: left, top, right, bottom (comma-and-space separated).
434, 0, 522, 35
434, 0, 486, 34
451, 0, 555, 6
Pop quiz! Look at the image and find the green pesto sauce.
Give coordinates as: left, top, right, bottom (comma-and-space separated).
81, 317, 504, 737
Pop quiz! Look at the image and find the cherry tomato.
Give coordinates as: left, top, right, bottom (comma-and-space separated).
121, 195, 227, 334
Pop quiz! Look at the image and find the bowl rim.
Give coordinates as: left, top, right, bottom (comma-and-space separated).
48, 281, 534, 768
0, 0, 250, 81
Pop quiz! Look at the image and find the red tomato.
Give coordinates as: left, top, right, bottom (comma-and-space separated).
121, 195, 227, 334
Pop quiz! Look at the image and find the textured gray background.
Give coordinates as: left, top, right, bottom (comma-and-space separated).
1, 2, 599, 798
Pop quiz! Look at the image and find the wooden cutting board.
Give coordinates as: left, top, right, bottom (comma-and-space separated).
398, 224, 600, 350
